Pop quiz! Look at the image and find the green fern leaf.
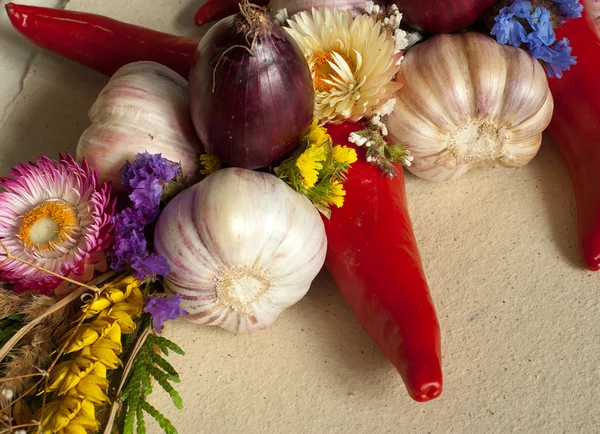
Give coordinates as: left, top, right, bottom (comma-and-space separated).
150, 352, 180, 379
140, 369, 153, 396
118, 330, 184, 434
136, 404, 146, 434
123, 395, 138, 434
141, 401, 178, 434
151, 335, 185, 356
147, 366, 184, 410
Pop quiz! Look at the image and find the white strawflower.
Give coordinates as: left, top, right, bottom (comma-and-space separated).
286, 8, 402, 124
274, 8, 289, 26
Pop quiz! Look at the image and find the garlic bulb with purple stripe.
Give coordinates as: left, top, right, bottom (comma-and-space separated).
77, 62, 203, 189
154, 168, 327, 333
387, 33, 553, 182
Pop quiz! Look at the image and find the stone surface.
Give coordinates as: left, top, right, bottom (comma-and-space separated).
0, 0, 598, 432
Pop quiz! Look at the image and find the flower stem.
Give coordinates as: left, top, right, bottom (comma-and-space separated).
101, 325, 153, 434
0, 240, 101, 293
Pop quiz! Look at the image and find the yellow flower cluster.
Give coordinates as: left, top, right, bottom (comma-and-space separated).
275, 120, 357, 216
295, 121, 357, 210
329, 180, 347, 208
41, 276, 143, 434
296, 144, 326, 189
332, 145, 358, 166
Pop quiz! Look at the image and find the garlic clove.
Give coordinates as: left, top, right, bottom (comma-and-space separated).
154, 168, 327, 333
388, 33, 554, 182
508, 93, 554, 142
501, 135, 547, 168
77, 61, 203, 188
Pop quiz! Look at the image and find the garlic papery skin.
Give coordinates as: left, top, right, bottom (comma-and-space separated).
387, 33, 554, 182
154, 168, 327, 333
269, 0, 366, 19
77, 61, 203, 189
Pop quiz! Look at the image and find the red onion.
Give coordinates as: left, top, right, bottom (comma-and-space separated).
189, 2, 314, 169
393, 0, 497, 33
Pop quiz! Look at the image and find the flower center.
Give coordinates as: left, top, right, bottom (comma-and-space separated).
310, 51, 354, 92
19, 201, 79, 251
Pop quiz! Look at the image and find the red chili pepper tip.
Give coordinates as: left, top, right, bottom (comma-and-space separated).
5, 3, 18, 20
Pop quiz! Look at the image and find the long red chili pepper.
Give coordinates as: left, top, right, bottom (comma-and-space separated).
323, 123, 443, 402
547, 8, 600, 270
5, 3, 200, 78
194, 0, 270, 26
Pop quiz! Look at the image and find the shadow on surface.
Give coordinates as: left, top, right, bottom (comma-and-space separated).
295, 269, 395, 378
529, 134, 581, 268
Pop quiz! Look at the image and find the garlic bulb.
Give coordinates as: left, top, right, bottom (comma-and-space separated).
154, 168, 327, 333
77, 61, 203, 188
584, 0, 600, 28
269, 0, 365, 20
387, 33, 554, 182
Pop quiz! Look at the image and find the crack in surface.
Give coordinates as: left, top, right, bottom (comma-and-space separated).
0, 0, 71, 129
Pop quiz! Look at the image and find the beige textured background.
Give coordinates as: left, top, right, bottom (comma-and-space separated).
1, 1, 599, 432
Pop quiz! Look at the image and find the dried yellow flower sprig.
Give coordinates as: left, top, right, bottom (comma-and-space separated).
199, 153, 222, 176
275, 120, 357, 217
40, 275, 143, 434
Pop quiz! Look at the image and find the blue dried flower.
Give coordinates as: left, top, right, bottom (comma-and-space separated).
528, 37, 577, 78
490, 1, 534, 46
526, 7, 556, 46
131, 253, 171, 281
545, 38, 577, 78
490, 1, 578, 79
144, 294, 189, 333
491, 13, 528, 46
507, 0, 533, 18
553, 0, 583, 19
527, 39, 557, 63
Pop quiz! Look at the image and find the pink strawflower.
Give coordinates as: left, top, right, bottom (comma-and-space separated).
0, 154, 115, 294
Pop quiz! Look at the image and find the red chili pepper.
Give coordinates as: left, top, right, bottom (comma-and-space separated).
194, 0, 270, 26
547, 8, 600, 270
5, 3, 200, 78
323, 123, 443, 402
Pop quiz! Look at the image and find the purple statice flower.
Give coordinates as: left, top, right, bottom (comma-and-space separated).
491, 2, 531, 46
121, 152, 181, 219
109, 230, 147, 271
144, 294, 189, 333
526, 7, 556, 46
128, 177, 165, 211
544, 38, 577, 78
553, 0, 583, 19
131, 253, 171, 281
109, 153, 182, 281
114, 207, 146, 232
121, 152, 180, 195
